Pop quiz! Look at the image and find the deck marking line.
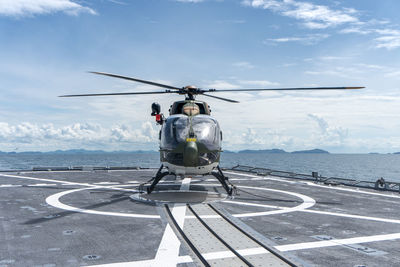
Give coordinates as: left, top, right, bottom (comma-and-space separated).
225, 199, 400, 224
0, 184, 22, 188
0, 173, 93, 187
224, 171, 300, 184
224, 199, 287, 209
1, 173, 138, 193
48, 183, 309, 220
276, 232, 400, 251
88, 232, 400, 266
225, 171, 400, 199
46, 187, 160, 219
185, 183, 315, 218
28, 183, 57, 187
202, 247, 267, 260
302, 209, 400, 224
153, 178, 191, 267
304, 181, 400, 199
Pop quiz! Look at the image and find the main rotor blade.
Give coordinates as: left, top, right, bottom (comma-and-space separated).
89, 71, 182, 90
59, 91, 172, 97
207, 86, 364, 92
202, 93, 239, 103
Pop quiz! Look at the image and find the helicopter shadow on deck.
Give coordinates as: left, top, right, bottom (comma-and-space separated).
134, 180, 227, 204
23, 194, 132, 225
235, 187, 343, 206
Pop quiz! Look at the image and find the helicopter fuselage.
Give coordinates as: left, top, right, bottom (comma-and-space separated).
157, 100, 222, 175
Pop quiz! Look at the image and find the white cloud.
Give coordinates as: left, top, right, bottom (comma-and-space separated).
238, 80, 279, 87
384, 70, 400, 78
206, 80, 239, 89
232, 61, 255, 69
355, 63, 386, 70
319, 56, 349, 61
304, 60, 400, 80
339, 27, 372, 35
265, 33, 330, 45
243, 0, 358, 29
282, 63, 297, 67
374, 35, 400, 50
245, 0, 400, 50
305, 69, 350, 78
222, 127, 295, 150
304, 63, 389, 78
0, 0, 96, 17
0, 122, 158, 151
205, 79, 280, 90
307, 114, 348, 146
221, 114, 349, 150
340, 26, 400, 50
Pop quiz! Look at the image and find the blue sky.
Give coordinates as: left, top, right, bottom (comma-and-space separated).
1, 0, 400, 153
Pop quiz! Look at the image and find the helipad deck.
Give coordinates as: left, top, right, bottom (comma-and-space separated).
0, 168, 399, 266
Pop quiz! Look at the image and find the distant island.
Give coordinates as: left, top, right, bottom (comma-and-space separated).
0, 149, 158, 155
236, 148, 330, 154
238, 149, 287, 154
291, 149, 330, 154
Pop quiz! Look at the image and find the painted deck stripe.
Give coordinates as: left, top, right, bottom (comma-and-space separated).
87, 232, 400, 266
224, 171, 301, 184
0, 173, 137, 193
226, 197, 400, 224
302, 209, 400, 224
0, 173, 93, 186
0, 184, 22, 188
46, 187, 160, 219
226, 171, 400, 199
153, 178, 191, 267
276, 232, 400, 251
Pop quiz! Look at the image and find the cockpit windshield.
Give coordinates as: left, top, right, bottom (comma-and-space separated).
161, 115, 221, 150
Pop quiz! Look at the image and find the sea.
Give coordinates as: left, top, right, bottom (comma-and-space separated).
0, 152, 399, 183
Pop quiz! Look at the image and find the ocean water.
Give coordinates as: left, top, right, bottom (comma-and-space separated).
222, 153, 400, 183
0, 152, 399, 183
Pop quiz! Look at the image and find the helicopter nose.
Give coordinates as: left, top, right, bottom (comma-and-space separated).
183, 141, 198, 167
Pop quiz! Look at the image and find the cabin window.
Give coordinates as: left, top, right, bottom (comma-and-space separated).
171, 102, 207, 115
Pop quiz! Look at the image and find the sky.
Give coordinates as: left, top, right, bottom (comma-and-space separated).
0, 0, 400, 153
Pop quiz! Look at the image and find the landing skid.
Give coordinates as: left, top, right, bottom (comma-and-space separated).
211, 166, 236, 196
139, 165, 170, 194
140, 165, 236, 196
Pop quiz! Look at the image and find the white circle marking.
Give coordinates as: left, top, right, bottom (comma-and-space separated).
46, 182, 315, 219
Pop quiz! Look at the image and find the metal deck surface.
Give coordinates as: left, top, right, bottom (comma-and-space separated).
0, 168, 399, 266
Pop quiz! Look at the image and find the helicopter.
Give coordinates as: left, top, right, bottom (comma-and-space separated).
60, 71, 364, 195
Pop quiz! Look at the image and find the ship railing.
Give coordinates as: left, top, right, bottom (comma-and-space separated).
1, 164, 399, 193
229, 165, 400, 193
0, 166, 147, 172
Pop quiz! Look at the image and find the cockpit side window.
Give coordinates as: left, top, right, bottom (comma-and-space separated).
198, 104, 206, 114
161, 117, 179, 149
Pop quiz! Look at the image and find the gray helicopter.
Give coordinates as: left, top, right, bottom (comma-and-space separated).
60, 71, 363, 195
